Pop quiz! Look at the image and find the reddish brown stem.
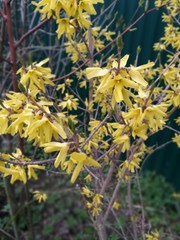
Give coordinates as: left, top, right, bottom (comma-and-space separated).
4, 0, 24, 151
4, 0, 18, 92
15, 18, 50, 49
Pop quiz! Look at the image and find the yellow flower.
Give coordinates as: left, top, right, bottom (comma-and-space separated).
102, 30, 115, 41
81, 186, 94, 197
86, 55, 154, 107
113, 201, 120, 210
155, 0, 169, 7
17, 58, 55, 93
143, 104, 167, 131
56, 18, 75, 39
0, 165, 26, 184
42, 142, 69, 168
27, 165, 45, 180
27, 117, 66, 144
78, 0, 103, 15
0, 109, 9, 134
84, 174, 92, 182
91, 207, 102, 216
120, 159, 141, 173
33, 0, 104, 39
0, 149, 45, 184
69, 152, 101, 183
33, 190, 47, 203
176, 117, 180, 125
93, 193, 103, 207
113, 134, 130, 153
145, 230, 159, 240
153, 42, 166, 51
172, 134, 180, 148
172, 192, 180, 199
132, 124, 148, 140
59, 93, 79, 111
63, 0, 77, 17
173, 90, 180, 107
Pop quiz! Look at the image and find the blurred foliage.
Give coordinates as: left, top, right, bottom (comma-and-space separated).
1, 171, 180, 239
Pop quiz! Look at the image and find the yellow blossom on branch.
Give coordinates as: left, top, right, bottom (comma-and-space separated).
33, 190, 47, 203
86, 55, 154, 107
172, 192, 180, 199
81, 186, 94, 197
84, 174, 92, 182
59, 93, 79, 111
33, 0, 104, 39
56, 18, 76, 39
93, 193, 103, 206
145, 230, 159, 240
42, 142, 70, 168
68, 152, 101, 183
172, 134, 180, 147
17, 58, 55, 93
27, 165, 45, 180
120, 159, 140, 173
113, 134, 130, 152
113, 201, 120, 210
0, 149, 45, 183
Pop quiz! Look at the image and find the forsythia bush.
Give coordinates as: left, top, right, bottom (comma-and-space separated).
0, 0, 179, 239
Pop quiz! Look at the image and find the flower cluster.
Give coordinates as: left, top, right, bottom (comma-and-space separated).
33, 190, 47, 203
145, 230, 159, 240
43, 143, 100, 183
86, 55, 154, 108
32, 0, 104, 39
0, 59, 67, 145
81, 186, 103, 216
65, 26, 115, 63
0, 149, 45, 184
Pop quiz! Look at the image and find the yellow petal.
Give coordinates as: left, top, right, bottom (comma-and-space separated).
113, 83, 123, 102
129, 70, 148, 87
0, 166, 18, 175
54, 145, 69, 168
50, 121, 67, 139
133, 61, 154, 71
19, 167, 27, 184
37, 58, 49, 66
70, 152, 86, 163
120, 54, 129, 67
122, 88, 132, 108
42, 142, 68, 152
30, 165, 45, 170
86, 67, 109, 79
121, 77, 139, 89
97, 74, 114, 92
84, 157, 101, 167
28, 166, 38, 180
54, 152, 62, 168
10, 174, 19, 184
71, 162, 84, 183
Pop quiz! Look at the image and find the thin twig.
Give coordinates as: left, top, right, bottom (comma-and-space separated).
100, 145, 122, 195
127, 179, 138, 240
164, 125, 180, 134
0, 228, 15, 240
135, 172, 145, 238
0, 156, 56, 165
80, 112, 111, 149
103, 177, 122, 221
15, 18, 50, 49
